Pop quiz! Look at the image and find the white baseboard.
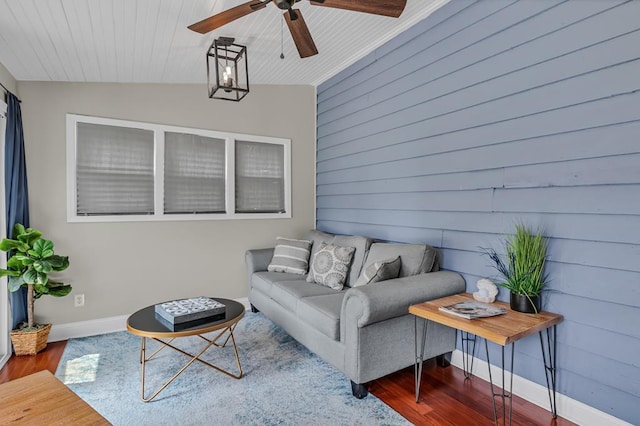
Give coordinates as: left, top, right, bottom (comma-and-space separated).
450, 350, 631, 426
48, 315, 129, 342
237, 297, 251, 310
48, 297, 252, 343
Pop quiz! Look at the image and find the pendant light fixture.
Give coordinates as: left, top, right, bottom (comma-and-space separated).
207, 37, 249, 102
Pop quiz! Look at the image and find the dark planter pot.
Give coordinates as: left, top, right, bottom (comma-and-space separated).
510, 292, 540, 314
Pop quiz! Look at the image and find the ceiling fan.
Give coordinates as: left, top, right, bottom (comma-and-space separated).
188, 0, 407, 58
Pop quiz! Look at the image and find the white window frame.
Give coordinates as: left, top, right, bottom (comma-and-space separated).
66, 114, 291, 222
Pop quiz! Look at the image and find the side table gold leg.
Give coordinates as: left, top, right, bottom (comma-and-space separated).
140, 337, 146, 400
229, 328, 243, 378
139, 325, 244, 402
198, 323, 237, 348
141, 337, 218, 402
154, 327, 243, 379
140, 337, 145, 364
146, 338, 175, 361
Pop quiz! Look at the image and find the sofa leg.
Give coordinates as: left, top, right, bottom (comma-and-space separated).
250, 304, 259, 313
436, 352, 452, 368
351, 381, 368, 399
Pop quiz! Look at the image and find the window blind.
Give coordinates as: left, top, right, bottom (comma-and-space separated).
235, 140, 285, 213
164, 132, 226, 214
76, 123, 154, 215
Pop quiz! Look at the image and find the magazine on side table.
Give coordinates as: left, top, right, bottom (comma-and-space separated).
439, 300, 507, 319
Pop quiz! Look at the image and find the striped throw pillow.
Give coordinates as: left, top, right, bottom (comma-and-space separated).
267, 237, 312, 275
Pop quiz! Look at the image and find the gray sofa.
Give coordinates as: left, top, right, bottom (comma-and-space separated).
245, 230, 465, 398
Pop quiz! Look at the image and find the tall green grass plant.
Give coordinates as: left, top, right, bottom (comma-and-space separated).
484, 224, 548, 307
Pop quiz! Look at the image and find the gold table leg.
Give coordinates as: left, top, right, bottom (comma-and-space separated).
139, 324, 243, 402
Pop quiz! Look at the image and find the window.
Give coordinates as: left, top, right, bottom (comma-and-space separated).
235, 140, 285, 213
67, 115, 291, 222
164, 132, 226, 214
76, 123, 155, 215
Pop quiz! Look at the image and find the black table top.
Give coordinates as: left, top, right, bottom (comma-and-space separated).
127, 298, 245, 338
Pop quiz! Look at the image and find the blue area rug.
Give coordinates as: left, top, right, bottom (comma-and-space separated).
55, 312, 410, 425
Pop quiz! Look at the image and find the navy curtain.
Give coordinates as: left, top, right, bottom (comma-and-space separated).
4, 92, 29, 329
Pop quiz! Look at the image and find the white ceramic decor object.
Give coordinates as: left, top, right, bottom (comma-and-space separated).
473, 279, 498, 303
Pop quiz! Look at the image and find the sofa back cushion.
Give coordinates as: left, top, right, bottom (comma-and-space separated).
304, 229, 334, 263
363, 242, 438, 278
302, 230, 374, 287
330, 234, 373, 286
422, 244, 439, 273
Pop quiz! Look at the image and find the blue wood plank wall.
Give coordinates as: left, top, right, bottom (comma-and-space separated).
316, 0, 640, 423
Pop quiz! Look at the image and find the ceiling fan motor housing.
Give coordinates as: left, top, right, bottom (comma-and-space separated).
274, 0, 296, 10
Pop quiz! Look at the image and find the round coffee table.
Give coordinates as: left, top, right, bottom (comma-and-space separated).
127, 298, 245, 402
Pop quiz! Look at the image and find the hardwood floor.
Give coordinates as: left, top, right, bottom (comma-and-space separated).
0, 343, 575, 425
369, 358, 576, 425
0, 341, 66, 383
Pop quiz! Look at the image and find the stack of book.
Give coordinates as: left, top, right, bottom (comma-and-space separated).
155, 297, 226, 330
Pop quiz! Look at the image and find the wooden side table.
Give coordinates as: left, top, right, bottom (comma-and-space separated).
0, 370, 110, 425
409, 293, 563, 425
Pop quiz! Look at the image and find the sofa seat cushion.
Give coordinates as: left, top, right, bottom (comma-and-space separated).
297, 293, 345, 341
252, 271, 305, 296
270, 280, 339, 313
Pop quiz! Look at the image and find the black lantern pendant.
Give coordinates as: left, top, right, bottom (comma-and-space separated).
207, 37, 249, 102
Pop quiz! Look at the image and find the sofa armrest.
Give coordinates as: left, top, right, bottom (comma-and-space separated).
245, 248, 275, 294
245, 248, 275, 275
341, 271, 465, 329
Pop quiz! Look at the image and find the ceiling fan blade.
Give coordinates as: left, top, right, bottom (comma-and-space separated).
284, 9, 318, 58
188, 1, 268, 34
309, 0, 406, 18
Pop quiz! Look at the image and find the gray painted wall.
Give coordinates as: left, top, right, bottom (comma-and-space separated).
18, 82, 316, 324
316, 0, 640, 423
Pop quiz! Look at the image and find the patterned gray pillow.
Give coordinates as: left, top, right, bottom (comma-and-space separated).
267, 237, 312, 275
353, 256, 402, 287
306, 242, 355, 290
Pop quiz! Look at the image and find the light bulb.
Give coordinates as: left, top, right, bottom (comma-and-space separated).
222, 69, 233, 92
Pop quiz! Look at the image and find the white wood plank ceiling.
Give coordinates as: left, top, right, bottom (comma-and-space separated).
0, 0, 447, 86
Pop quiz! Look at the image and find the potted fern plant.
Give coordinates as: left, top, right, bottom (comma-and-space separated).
484, 224, 548, 313
0, 223, 71, 355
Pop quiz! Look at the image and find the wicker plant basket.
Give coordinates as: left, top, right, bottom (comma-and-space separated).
10, 323, 52, 356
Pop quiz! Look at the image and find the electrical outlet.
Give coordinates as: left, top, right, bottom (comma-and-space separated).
74, 293, 85, 307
